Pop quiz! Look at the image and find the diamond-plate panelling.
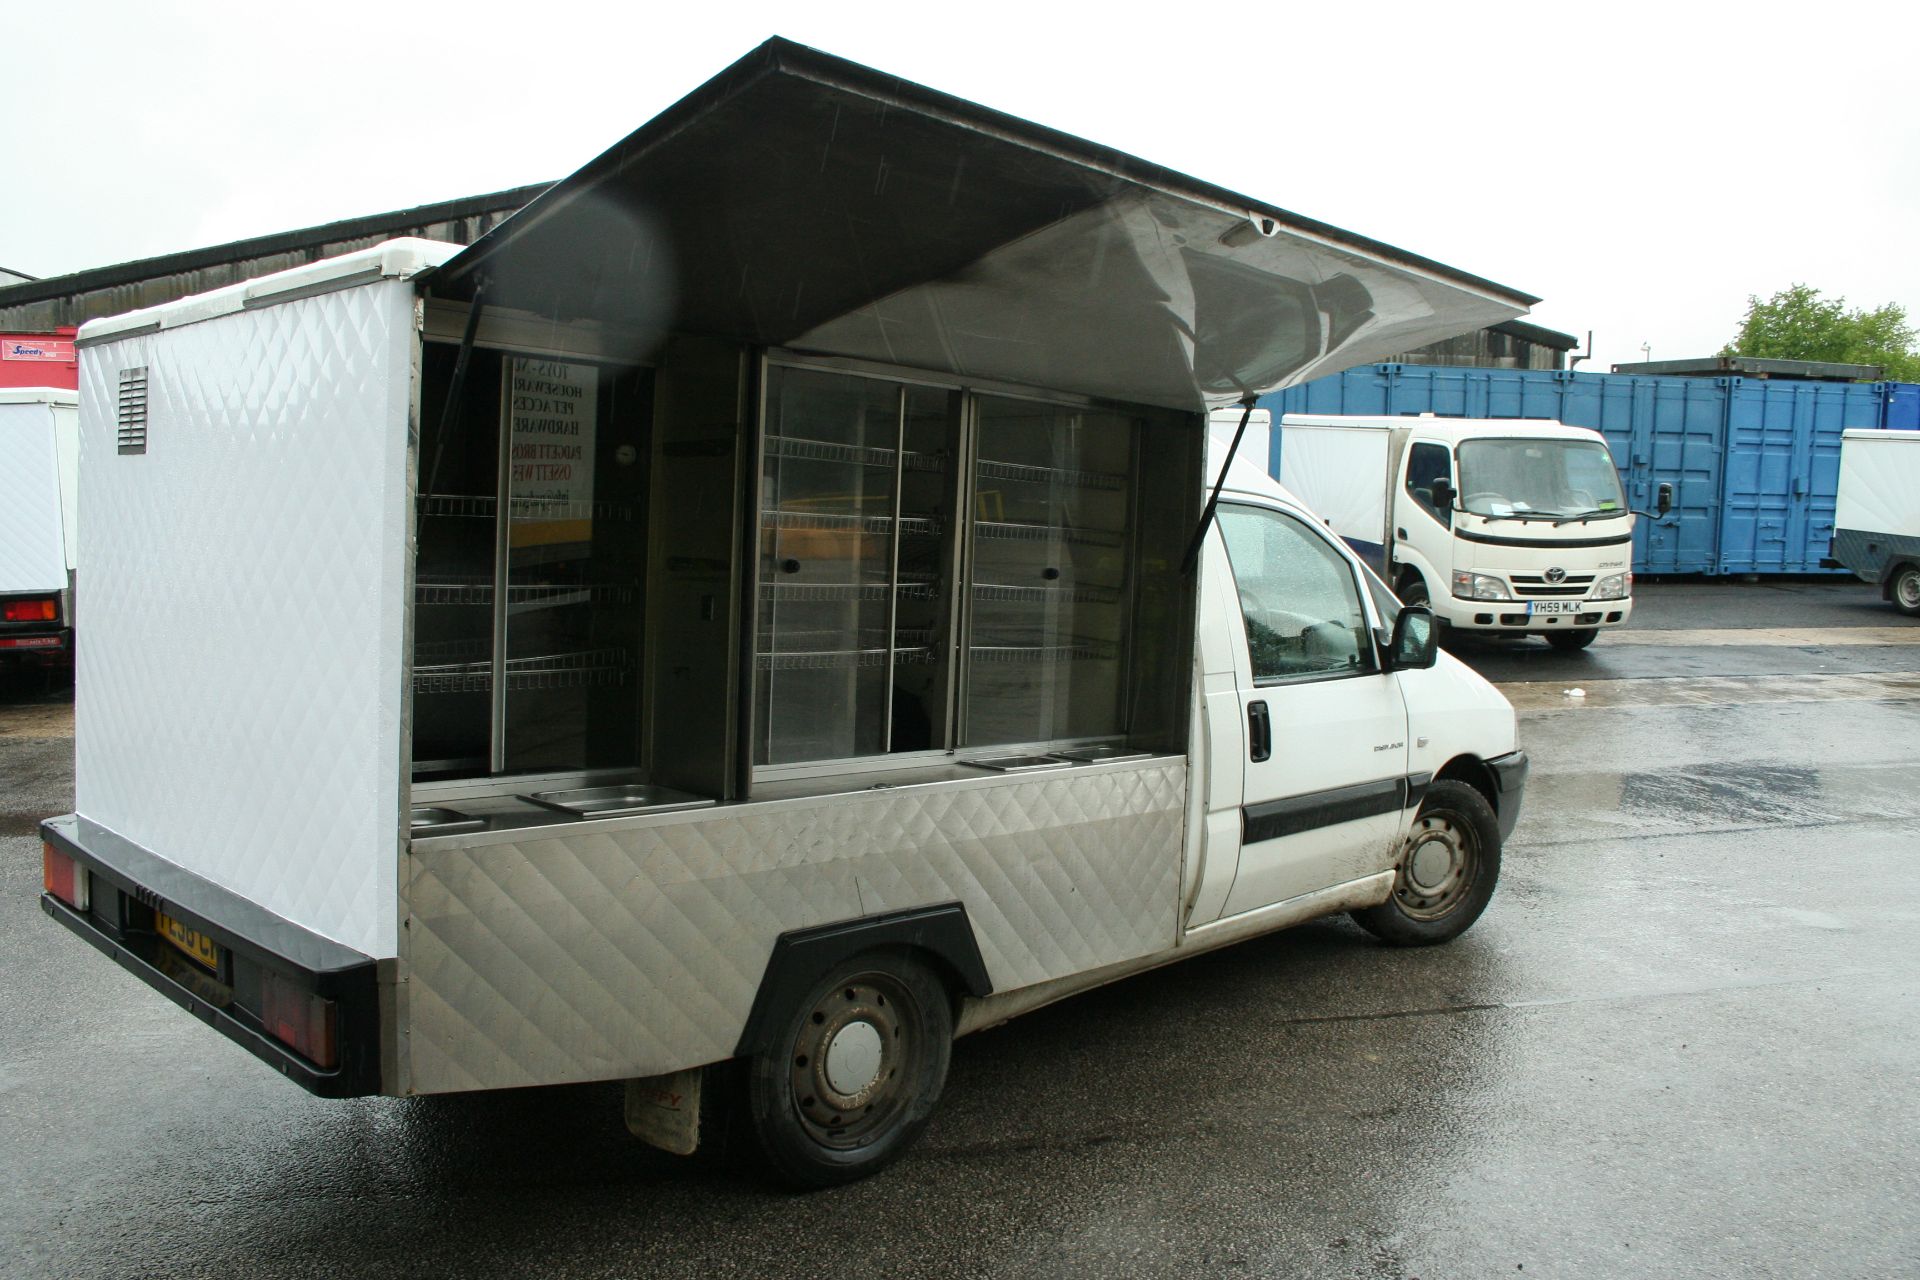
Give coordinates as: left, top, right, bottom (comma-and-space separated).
0, 400, 70, 592
74, 282, 415, 957
405, 763, 1186, 1094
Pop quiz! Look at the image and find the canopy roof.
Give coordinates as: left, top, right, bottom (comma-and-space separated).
427, 38, 1535, 411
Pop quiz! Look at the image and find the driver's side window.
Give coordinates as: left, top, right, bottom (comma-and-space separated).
1217, 504, 1375, 683
1405, 442, 1452, 523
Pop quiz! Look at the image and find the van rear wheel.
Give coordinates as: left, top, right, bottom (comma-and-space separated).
1892, 564, 1920, 617
742, 951, 952, 1189
1351, 779, 1501, 946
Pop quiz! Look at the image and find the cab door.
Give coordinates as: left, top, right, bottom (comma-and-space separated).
1213, 502, 1411, 919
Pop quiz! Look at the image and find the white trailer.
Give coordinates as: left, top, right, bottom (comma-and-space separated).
40, 39, 1534, 1187
1279, 414, 1650, 650
0, 387, 80, 663
1829, 429, 1920, 615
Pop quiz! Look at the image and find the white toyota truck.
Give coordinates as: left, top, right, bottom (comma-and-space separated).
1279, 413, 1662, 650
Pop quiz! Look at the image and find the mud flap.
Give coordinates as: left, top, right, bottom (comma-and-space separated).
624, 1068, 703, 1156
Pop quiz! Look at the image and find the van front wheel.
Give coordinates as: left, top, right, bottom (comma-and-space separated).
742, 951, 952, 1189
1546, 627, 1598, 651
1351, 780, 1501, 946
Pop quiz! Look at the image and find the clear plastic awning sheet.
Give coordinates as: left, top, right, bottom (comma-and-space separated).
425, 39, 1536, 412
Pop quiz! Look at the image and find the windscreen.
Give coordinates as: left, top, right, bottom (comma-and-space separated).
1456, 438, 1626, 519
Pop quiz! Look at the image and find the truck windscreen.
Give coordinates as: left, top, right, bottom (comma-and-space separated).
1455, 438, 1626, 520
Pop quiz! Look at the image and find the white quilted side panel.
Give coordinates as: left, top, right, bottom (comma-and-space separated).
405, 763, 1186, 1093
1837, 431, 1920, 539
74, 281, 415, 958
0, 400, 70, 593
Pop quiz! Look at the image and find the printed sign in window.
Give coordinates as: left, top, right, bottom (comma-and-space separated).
508, 358, 597, 546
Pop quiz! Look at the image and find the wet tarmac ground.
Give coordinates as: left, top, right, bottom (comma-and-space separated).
3, 581, 1917, 1278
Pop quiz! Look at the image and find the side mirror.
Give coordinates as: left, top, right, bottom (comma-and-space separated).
1430, 477, 1456, 513
1656, 482, 1673, 517
1387, 606, 1439, 671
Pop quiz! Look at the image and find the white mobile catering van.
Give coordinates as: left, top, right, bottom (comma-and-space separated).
1827, 429, 1920, 615
0, 387, 80, 663
1280, 414, 1656, 649
41, 40, 1531, 1187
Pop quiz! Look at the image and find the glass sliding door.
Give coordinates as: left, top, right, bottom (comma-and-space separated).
410, 346, 650, 781
754, 366, 959, 765
964, 396, 1134, 747
412, 346, 502, 779
499, 358, 650, 774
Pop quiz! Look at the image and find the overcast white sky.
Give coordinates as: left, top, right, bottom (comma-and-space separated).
5, 1, 1916, 371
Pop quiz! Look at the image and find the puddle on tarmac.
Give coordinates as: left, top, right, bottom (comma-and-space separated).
1618, 763, 1828, 827
1523, 758, 1920, 844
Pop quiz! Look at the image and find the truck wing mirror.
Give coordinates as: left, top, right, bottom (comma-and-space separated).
1657, 482, 1673, 517
1387, 607, 1439, 671
1429, 477, 1456, 513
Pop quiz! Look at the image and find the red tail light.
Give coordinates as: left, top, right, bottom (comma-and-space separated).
262, 971, 339, 1069
2, 598, 58, 623
43, 844, 90, 911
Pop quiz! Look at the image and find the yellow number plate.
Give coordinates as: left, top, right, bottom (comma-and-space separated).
155, 910, 220, 972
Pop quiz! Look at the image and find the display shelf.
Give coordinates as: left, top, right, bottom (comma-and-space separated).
415, 577, 639, 608
968, 638, 1118, 664
973, 520, 1122, 548
761, 510, 942, 537
418, 493, 637, 522
760, 578, 939, 603
413, 647, 632, 695
974, 458, 1125, 492
765, 434, 947, 473
414, 637, 492, 664
971, 582, 1120, 605
755, 646, 938, 672
764, 625, 935, 651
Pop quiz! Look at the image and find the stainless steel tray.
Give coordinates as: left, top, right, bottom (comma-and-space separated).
1049, 746, 1152, 764
522, 785, 718, 818
959, 755, 1076, 773
410, 806, 486, 835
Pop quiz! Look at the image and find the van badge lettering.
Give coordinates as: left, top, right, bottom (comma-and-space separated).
1544, 566, 1567, 584
1374, 741, 1404, 752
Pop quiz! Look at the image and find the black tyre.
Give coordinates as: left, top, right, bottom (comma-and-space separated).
1351, 779, 1501, 946
1546, 627, 1598, 651
742, 950, 952, 1189
1892, 564, 1920, 618
1395, 573, 1451, 646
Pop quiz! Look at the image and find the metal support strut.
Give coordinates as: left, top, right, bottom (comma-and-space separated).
1181, 394, 1258, 574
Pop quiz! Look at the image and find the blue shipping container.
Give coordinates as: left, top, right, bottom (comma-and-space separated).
1262, 367, 1916, 575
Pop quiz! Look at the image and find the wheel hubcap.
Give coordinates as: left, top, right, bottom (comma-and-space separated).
1898, 572, 1920, 609
1393, 809, 1477, 921
789, 975, 915, 1149
824, 1020, 884, 1096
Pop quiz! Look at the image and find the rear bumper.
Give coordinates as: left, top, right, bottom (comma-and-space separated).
0, 627, 70, 660
1487, 751, 1529, 841
38, 815, 383, 1098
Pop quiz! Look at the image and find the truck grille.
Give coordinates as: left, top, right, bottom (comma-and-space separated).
1508, 573, 1594, 598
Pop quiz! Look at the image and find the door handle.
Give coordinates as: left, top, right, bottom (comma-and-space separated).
1247, 701, 1271, 763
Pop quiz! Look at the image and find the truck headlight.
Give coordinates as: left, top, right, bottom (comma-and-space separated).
1452, 570, 1511, 601
1592, 572, 1631, 601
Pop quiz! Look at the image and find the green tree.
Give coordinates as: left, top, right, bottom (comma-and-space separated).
1722, 284, 1920, 380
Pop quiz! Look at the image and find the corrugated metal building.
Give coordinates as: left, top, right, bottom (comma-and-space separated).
1385, 318, 1577, 371
0, 184, 549, 331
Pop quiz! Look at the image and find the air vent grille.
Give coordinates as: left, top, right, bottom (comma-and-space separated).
117, 366, 149, 455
